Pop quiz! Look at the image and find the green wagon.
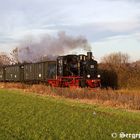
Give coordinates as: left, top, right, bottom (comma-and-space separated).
24, 61, 56, 82
5, 65, 23, 82
0, 67, 5, 81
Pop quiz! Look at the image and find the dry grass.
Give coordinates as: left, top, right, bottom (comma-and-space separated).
0, 82, 140, 110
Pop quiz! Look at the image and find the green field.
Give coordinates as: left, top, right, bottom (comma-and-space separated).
0, 89, 140, 140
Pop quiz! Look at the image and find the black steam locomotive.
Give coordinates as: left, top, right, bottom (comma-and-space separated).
48, 52, 100, 88
0, 52, 100, 88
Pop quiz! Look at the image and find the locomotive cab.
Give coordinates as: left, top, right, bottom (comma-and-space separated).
57, 55, 79, 77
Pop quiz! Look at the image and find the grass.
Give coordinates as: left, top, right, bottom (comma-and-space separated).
1, 83, 140, 110
0, 89, 140, 140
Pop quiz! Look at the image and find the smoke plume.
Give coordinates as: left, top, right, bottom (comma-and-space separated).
14, 31, 91, 62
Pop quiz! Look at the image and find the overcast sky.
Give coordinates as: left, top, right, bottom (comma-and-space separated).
0, 0, 140, 61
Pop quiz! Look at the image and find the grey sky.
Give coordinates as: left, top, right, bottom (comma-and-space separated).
0, 0, 140, 61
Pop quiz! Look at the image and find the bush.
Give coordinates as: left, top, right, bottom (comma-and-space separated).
99, 52, 140, 89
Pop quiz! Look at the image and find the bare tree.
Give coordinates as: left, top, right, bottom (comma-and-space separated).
99, 52, 130, 89
101, 52, 129, 70
0, 52, 11, 66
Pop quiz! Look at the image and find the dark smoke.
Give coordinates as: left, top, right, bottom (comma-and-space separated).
15, 31, 91, 62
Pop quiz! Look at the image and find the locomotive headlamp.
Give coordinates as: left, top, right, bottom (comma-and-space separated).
97, 74, 101, 78
87, 74, 90, 78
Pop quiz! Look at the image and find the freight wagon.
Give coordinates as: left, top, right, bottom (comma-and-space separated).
0, 61, 56, 83
5, 65, 22, 82
24, 61, 56, 82
0, 67, 5, 81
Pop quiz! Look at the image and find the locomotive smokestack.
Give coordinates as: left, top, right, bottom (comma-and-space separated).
87, 52, 92, 60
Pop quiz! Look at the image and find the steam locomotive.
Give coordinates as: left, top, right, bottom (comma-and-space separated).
0, 52, 100, 88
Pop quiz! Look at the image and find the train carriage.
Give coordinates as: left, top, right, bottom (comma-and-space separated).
34, 61, 56, 82
44, 61, 56, 80
0, 67, 5, 81
24, 63, 35, 81
5, 65, 22, 82
24, 61, 56, 82
34, 62, 44, 81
